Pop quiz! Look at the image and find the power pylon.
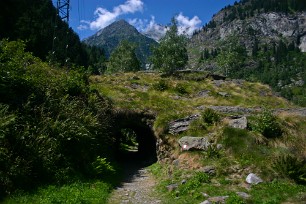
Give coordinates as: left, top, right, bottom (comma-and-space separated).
57, 0, 70, 23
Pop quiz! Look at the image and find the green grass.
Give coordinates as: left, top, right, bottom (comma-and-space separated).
90, 72, 306, 204
3, 181, 111, 204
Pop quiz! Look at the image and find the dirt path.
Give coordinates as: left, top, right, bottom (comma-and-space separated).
107, 167, 161, 204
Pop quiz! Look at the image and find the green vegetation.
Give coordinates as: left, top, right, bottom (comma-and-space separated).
107, 40, 141, 73
249, 109, 283, 138
0, 40, 116, 199
1, 1, 306, 203
193, 0, 306, 106
201, 108, 221, 125
3, 181, 111, 204
0, 0, 106, 71
90, 71, 306, 203
273, 155, 306, 184
150, 18, 188, 74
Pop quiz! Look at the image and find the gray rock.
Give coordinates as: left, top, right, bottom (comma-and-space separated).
246, 173, 263, 184
199, 166, 216, 175
181, 179, 187, 184
208, 196, 229, 203
197, 105, 261, 115
178, 136, 212, 151
213, 80, 225, 87
232, 79, 245, 86
228, 116, 248, 129
166, 183, 178, 192
200, 201, 212, 204
236, 192, 251, 199
198, 90, 211, 97
218, 92, 230, 97
172, 159, 180, 167
168, 115, 200, 134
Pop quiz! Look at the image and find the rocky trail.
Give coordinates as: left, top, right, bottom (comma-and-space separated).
107, 150, 160, 204
107, 167, 160, 204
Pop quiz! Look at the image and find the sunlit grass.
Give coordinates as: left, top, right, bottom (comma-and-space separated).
3, 181, 111, 204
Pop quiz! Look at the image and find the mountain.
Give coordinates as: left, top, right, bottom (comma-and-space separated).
188, 0, 306, 106
83, 20, 158, 66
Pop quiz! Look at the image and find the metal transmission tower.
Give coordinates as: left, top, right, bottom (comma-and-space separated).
57, 0, 70, 23
50, 0, 71, 65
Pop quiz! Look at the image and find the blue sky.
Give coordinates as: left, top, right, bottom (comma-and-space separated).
53, 0, 238, 40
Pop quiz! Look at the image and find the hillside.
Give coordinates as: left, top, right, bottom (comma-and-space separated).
83, 20, 158, 66
90, 71, 306, 203
188, 0, 306, 106
2, 0, 306, 203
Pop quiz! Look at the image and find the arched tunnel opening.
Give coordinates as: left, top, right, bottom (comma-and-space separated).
113, 111, 158, 170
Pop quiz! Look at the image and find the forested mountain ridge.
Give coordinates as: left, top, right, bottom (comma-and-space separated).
0, 0, 105, 71
189, 0, 306, 106
83, 20, 158, 67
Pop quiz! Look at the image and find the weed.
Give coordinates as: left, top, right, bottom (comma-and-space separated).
273, 155, 306, 184
227, 193, 246, 204
201, 108, 221, 125
152, 79, 170, 91
174, 83, 188, 95
178, 172, 210, 195
206, 144, 221, 159
92, 156, 116, 177
250, 109, 283, 138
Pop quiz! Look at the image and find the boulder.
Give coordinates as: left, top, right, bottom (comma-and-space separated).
228, 116, 248, 129
246, 173, 263, 184
236, 192, 251, 199
168, 115, 199, 134
178, 136, 212, 151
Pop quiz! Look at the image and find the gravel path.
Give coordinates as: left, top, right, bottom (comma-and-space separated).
107, 167, 161, 204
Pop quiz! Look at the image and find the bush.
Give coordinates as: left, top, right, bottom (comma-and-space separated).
201, 108, 220, 125
92, 156, 116, 177
174, 83, 188, 95
0, 40, 114, 195
178, 172, 210, 195
251, 109, 283, 138
273, 155, 306, 184
152, 79, 170, 91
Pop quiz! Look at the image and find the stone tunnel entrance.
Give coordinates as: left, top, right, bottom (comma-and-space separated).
113, 110, 157, 167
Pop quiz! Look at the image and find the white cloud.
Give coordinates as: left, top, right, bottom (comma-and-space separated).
78, 0, 144, 31
129, 14, 202, 41
175, 13, 202, 36
128, 16, 168, 41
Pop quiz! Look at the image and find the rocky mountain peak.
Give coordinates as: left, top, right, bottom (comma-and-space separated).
83, 19, 157, 66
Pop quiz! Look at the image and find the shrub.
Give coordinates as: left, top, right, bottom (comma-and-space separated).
273, 155, 306, 184
174, 83, 188, 95
179, 172, 210, 195
92, 156, 116, 177
152, 79, 170, 91
251, 109, 283, 138
201, 108, 220, 125
206, 144, 221, 158
0, 40, 114, 195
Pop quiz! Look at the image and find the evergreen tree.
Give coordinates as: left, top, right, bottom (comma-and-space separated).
107, 40, 141, 73
150, 17, 188, 75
